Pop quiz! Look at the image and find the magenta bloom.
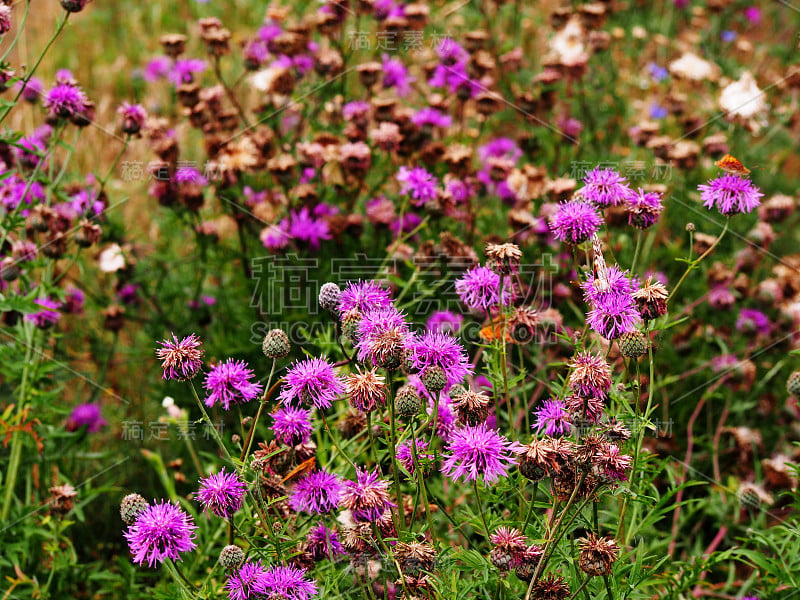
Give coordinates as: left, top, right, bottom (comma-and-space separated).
279, 357, 344, 409
174, 166, 207, 186
406, 331, 472, 391
270, 406, 313, 446
197, 468, 247, 518
582, 266, 637, 305
626, 189, 663, 229
382, 54, 414, 96
397, 166, 439, 205
699, 174, 763, 216
341, 466, 395, 522
144, 56, 173, 82
338, 280, 393, 315
596, 443, 632, 482
440, 424, 522, 484
117, 102, 148, 134
170, 58, 207, 85
42, 83, 88, 120
533, 399, 572, 436
412, 107, 452, 129
455, 265, 512, 312
549, 199, 604, 244
426, 310, 463, 334
204, 359, 263, 410
581, 167, 636, 207
156, 333, 204, 381
124, 501, 197, 567
289, 207, 331, 249
17, 76, 44, 103
586, 293, 641, 340
261, 565, 318, 600
396, 439, 431, 475
66, 403, 106, 433
736, 308, 771, 335
226, 560, 269, 600
306, 522, 344, 560
355, 305, 410, 363
24, 298, 61, 328
288, 469, 343, 514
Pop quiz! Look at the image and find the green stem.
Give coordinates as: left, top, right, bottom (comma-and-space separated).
473, 480, 490, 539
188, 380, 233, 464
387, 371, 404, 534
241, 359, 277, 466
670, 218, 729, 302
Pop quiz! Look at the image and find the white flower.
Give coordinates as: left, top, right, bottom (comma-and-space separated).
98, 243, 125, 273
668, 52, 718, 81
550, 17, 588, 66
719, 71, 765, 119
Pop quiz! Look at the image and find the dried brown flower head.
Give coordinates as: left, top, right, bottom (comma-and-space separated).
578, 532, 619, 576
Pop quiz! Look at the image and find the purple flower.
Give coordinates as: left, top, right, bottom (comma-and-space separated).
305, 522, 344, 560
342, 100, 371, 122
338, 280, 393, 315
533, 399, 572, 436
382, 54, 414, 96
582, 266, 636, 306
586, 293, 641, 339
744, 6, 761, 24
156, 333, 204, 381
261, 565, 318, 600
549, 199, 604, 244
289, 208, 331, 249
279, 357, 344, 410
226, 560, 269, 600
118, 102, 148, 134
626, 189, 663, 229
17, 77, 44, 102
721, 30, 737, 42
736, 308, 771, 335
196, 468, 247, 518
426, 310, 463, 334
649, 103, 668, 119
170, 58, 207, 85
260, 222, 291, 250
144, 56, 173, 82
455, 265, 512, 312
289, 469, 343, 514
699, 174, 763, 216
396, 439, 431, 475
478, 137, 521, 163
174, 166, 207, 186
63, 286, 85, 314
647, 62, 668, 83
440, 424, 522, 484
270, 405, 313, 446
24, 298, 61, 328
66, 403, 106, 433
397, 166, 439, 205
124, 501, 197, 567
406, 331, 472, 391
204, 359, 263, 410
341, 466, 395, 522
43, 83, 88, 120
435, 38, 469, 65
355, 305, 410, 364
581, 167, 636, 207
412, 107, 452, 129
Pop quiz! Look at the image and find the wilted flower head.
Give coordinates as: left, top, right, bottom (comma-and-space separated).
196, 468, 247, 518
156, 333, 204, 381
270, 405, 313, 446
204, 359, 263, 410
279, 356, 344, 410
699, 174, 763, 216
341, 465, 395, 522
118, 102, 148, 135
289, 469, 343, 514
568, 352, 612, 399
626, 189, 663, 229
345, 366, 386, 412
440, 424, 522, 484
124, 501, 197, 567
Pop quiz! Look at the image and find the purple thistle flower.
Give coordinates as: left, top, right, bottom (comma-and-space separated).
118, 102, 148, 135
42, 83, 88, 120
382, 53, 414, 96
626, 189, 663, 229
305, 522, 344, 560
261, 565, 318, 600
396, 439, 431, 475
174, 166, 207, 186
406, 330, 472, 391
24, 298, 61, 328
17, 76, 44, 103
354, 305, 410, 363
596, 443, 632, 482
648, 62, 668, 83
156, 333, 204, 381
124, 501, 197, 567
549, 199, 604, 244
289, 469, 343, 514
338, 280, 393, 315
435, 38, 469, 65
581, 167, 636, 207
426, 310, 463, 334
226, 560, 269, 600
582, 265, 637, 306
533, 399, 572, 436
440, 424, 522, 485
341, 466, 395, 522
270, 405, 313, 446
170, 58, 207, 85
342, 100, 371, 123
699, 174, 763, 216
204, 359, 263, 410
426, 389, 458, 441
289, 207, 331, 249
66, 403, 106, 433
197, 468, 247, 518
412, 107, 452, 129
736, 308, 771, 335
144, 56, 173, 82
397, 166, 439, 205
586, 293, 641, 339
260, 221, 291, 251
279, 357, 344, 410
478, 137, 522, 163
455, 265, 512, 312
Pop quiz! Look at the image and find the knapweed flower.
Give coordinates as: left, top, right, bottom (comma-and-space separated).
626, 189, 663, 229
699, 174, 763, 216
549, 199, 603, 244
197, 468, 247, 518
156, 333, 204, 381
24, 298, 61, 328
279, 356, 344, 410
455, 265, 512, 312
288, 469, 343, 514
117, 102, 148, 135
18, 76, 44, 103
396, 439, 431, 475
580, 167, 636, 207
338, 280, 393, 315
534, 399, 572, 436
270, 405, 313, 446
305, 522, 344, 560
341, 466, 395, 522
736, 308, 771, 335
124, 501, 197, 567
405, 331, 472, 391
0, 5, 11, 35
568, 352, 612, 399
397, 166, 439, 205
226, 560, 269, 600
412, 107, 452, 129
204, 359, 263, 410
426, 310, 463, 334
586, 294, 641, 340
66, 403, 106, 433
594, 443, 632, 482
489, 526, 527, 570
42, 83, 89, 120
261, 565, 318, 600
170, 57, 207, 85
354, 305, 410, 366
289, 207, 331, 249
382, 53, 414, 96
440, 424, 522, 484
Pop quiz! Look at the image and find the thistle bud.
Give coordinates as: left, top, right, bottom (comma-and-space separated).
219, 545, 245, 570
120, 493, 148, 524
262, 328, 291, 359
